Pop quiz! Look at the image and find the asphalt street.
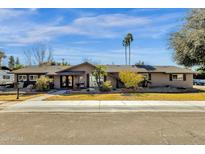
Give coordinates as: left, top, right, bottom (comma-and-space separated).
0, 112, 205, 144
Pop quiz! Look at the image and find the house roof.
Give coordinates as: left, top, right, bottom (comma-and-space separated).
12, 65, 70, 75
56, 62, 96, 73
104, 65, 195, 74
12, 62, 195, 75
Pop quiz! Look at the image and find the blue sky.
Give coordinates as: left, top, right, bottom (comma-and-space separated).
0, 8, 189, 66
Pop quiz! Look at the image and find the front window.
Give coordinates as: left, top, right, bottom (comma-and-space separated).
172, 74, 183, 81
3, 75, 10, 80
18, 75, 27, 81
142, 73, 151, 80
29, 75, 38, 81
89, 74, 104, 87
79, 76, 84, 83
143, 74, 148, 80
89, 74, 97, 87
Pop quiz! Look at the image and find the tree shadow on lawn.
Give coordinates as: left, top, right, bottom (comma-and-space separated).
59, 93, 96, 97
121, 92, 147, 97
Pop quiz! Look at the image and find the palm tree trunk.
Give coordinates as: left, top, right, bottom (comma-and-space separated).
129, 44, 131, 65
125, 46, 127, 65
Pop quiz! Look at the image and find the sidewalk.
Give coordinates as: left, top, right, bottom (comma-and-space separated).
2, 100, 205, 112
24, 90, 67, 101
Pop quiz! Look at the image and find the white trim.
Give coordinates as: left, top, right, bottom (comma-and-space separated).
18, 75, 27, 81
172, 74, 183, 81
29, 75, 38, 81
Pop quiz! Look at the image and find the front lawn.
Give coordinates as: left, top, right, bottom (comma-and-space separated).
0, 94, 42, 101
45, 92, 205, 101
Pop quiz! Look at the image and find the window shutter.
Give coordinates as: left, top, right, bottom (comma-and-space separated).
148, 73, 151, 80
169, 74, 172, 81
116, 79, 119, 88
104, 75, 107, 82
87, 74, 90, 88
183, 74, 186, 81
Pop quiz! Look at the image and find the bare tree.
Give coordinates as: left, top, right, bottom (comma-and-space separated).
24, 44, 53, 66
24, 49, 32, 66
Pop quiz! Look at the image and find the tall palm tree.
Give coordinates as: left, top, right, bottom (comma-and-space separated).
0, 51, 6, 67
126, 33, 134, 65
123, 38, 128, 65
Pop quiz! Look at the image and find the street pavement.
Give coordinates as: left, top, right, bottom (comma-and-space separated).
1, 112, 205, 144
1, 91, 205, 144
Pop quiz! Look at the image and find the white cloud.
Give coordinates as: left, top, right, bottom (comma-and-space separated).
0, 9, 184, 47
0, 9, 24, 20
2, 12, 148, 45
73, 14, 150, 27
0, 9, 37, 22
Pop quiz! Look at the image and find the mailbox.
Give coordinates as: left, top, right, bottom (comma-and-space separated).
17, 82, 24, 89
16, 82, 24, 99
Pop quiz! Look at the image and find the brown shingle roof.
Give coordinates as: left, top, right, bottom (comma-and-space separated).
12, 63, 195, 75
12, 65, 70, 75
104, 65, 195, 74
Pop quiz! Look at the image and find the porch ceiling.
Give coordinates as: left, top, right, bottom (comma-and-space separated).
57, 71, 85, 76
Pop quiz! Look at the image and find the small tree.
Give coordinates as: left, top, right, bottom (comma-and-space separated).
8, 56, 15, 70
92, 65, 107, 89
0, 51, 6, 67
35, 76, 52, 91
13, 57, 23, 70
119, 71, 143, 90
14, 64, 24, 70
15, 57, 20, 65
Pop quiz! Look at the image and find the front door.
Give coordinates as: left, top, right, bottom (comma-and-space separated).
60, 75, 73, 88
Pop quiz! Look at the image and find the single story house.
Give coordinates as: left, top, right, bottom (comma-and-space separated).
12, 62, 195, 89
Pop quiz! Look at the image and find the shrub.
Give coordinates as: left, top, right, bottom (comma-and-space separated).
119, 71, 144, 90
92, 65, 107, 89
35, 76, 52, 91
100, 81, 112, 92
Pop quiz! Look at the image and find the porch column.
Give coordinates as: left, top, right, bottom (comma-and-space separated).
54, 75, 61, 89
86, 74, 90, 88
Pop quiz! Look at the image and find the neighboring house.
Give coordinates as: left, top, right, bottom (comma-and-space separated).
0, 66, 14, 86
12, 62, 195, 89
